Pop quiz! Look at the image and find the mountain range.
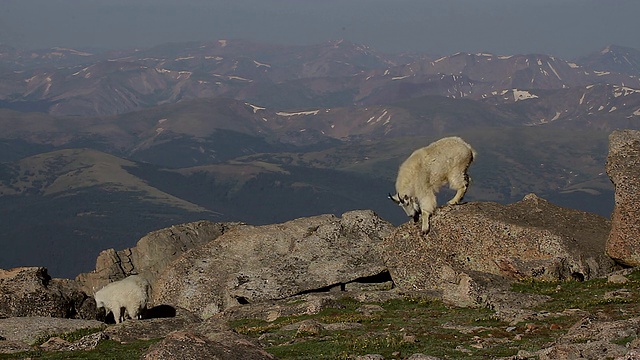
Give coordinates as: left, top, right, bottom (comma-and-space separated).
1, 39, 639, 278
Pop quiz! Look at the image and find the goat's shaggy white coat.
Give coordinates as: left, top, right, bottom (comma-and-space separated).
94, 275, 151, 324
390, 136, 476, 233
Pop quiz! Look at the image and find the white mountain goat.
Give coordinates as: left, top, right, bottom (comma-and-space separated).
389, 136, 476, 234
94, 274, 151, 324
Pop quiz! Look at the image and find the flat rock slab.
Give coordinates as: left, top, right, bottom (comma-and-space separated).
0, 317, 105, 345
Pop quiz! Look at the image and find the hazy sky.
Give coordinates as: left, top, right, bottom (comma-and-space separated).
2, 0, 640, 59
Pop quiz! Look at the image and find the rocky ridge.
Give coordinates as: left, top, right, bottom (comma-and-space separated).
0, 129, 638, 359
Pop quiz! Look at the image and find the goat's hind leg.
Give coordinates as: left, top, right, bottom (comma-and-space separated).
447, 172, 470, 205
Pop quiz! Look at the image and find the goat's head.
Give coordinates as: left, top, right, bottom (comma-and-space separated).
388, 193, 420, 222
94, 297, 106, 314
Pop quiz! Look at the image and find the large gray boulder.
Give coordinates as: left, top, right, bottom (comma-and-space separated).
606, 129, 640, 266
76, 221, 240, 294
0, 267, 94, 319
153, 210, 393, 318
381, 194, 615, 307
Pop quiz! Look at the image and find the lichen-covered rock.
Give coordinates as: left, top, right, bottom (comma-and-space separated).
142, 330, 276, 360
381, 194, 615, 306
0, 267, 93, 319
606, 129, 640, 266
153, 210, 393, 319
76, 221, 240, 294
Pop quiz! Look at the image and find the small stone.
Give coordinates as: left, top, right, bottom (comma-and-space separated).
356, 304, 385, 316
608, 274, 629, 284
265, 310, 280, 322
403, 334, 417, 343
295, 320, 323, 337
39, 337, 72, 352
355, 355, 385, 360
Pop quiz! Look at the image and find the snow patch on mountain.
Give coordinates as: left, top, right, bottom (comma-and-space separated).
228, 75, 252, 82
245, 103, 266, 113
513, 89, 539, 101
367, 109, 390, 125
614, 86, 640, 97
253, 60, 271, 68
547, 62, 562, 80
277, 110, 320, 117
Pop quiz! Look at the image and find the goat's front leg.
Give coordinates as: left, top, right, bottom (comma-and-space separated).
420, 211, 431, 234
417, 192, 436, 234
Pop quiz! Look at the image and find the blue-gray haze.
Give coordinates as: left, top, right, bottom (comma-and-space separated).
2, 0, 640, 58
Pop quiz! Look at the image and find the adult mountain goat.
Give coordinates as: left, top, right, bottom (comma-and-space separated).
389, 136, 476, 234
94, 275, 151, 324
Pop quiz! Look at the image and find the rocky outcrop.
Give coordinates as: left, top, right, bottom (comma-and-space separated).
153, 210, 393, 319
606, 129, 640, 266
0, 267, 94, 319
381, 194, 615, 307
76, 220, 241, 294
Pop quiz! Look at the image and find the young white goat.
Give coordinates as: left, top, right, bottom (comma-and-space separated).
389, 136, 476, 234
94, 275, 151, 324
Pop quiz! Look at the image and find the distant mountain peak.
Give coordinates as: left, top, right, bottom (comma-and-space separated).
578, 45, 640, 76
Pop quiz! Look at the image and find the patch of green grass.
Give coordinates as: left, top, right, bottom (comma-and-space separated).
512, 272, 640, 319
234, 295, 523, 359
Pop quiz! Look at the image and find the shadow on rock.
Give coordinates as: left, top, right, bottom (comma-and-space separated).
145, 305, 177, 319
